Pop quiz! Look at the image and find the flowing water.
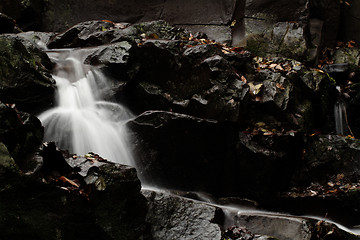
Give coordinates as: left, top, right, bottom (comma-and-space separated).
37, 48, 359, 237
38, 49, 134, 165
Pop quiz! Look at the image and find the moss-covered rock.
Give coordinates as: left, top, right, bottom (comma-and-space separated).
0, 34, 55, 114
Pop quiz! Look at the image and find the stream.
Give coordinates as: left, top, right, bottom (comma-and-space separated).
38, 48, 360, 237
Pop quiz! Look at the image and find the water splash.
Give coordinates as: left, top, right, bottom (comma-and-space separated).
38, 49, 134, 165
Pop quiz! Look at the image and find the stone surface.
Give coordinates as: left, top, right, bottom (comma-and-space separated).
0, 34, 55, 114
0, 142, 18, 177
0, 142, 150, 240
243, 21, 309, 61
1, 0, 238, 43
47, 20, 189, 49
0, 103, 43, 167
293, 134, 360, 185
120, 38, 250, 122
245, 0, 308, 22
142, 189, 222, 240
233, 132, 303, 199
233, 212, 360, 240
128, 110, 237, 196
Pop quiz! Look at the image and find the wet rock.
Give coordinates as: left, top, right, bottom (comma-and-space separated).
223, 226, 276, 240
85, 40, 135, 87
240, 0, 343, 60
245, 0, 308, 23
15, 31, 56, 49
0, 103, 43, 167
0, 142, 149, 240
0, 34, 55, 114
348, 82, 360, 137
332, 47, 360, 70
121, 38, 249, 122
233, 212, 359, 240
293, 134, 360, 185
0, 142, 18, 178
128, 110, 237, 196
272, 134, 360, 226
246, 57, 336, 132
142, 188, 222, 240
233, 132, 303, 200
47, 20, 118, 48
48, 20, 189, 49
245, 22, 308, 61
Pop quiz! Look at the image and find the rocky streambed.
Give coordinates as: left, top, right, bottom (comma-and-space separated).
1, 14, 360, 240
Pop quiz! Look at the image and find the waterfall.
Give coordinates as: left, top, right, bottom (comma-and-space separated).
334, 100, 347, 135
38, 49, 134, 165
334, 86, 350, 136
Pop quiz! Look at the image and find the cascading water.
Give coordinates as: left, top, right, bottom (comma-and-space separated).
38, 49, 134, 165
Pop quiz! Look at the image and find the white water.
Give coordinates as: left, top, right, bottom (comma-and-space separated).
38, 49, 134, 165
334, 100, 347, 135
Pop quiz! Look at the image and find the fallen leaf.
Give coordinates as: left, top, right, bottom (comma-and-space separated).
275, 65, 284, 71
58, 176, 80, 188
269, 63, 277, 68
276, 83, 285, 90
241, 75, 247, 83
263, 131, 273, 136
248, 82, 263, 96
310, 190, 318, 196
327, 182, 335, 187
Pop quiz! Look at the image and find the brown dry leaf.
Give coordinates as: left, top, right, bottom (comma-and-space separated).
248, 82, 263, 96
58, 176, 80, 188
269, 63, 277, 68
102, 19, 114, 24
276, 83, 285, 90
275, 65, 284, 71
314, 69, 325, 73
147, 33, 159, 39
241, 75, 247, 83
259, 64, 268, 69
263, 131, 273, 136
310, 190, 318, 196
328, 182, 335, 187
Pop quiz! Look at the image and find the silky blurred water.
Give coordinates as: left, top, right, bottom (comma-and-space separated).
38, 49, 134, 165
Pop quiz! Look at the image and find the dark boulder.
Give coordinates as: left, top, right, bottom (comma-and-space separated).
142, 189, 223, 240
245, 57, 336, 133
120, 38, 250, 122
127, 110, 238, 196
269, 134, 360, 227
245, 0, 309, 23
293, 134, 360, 185
232, 132, 304, 200
48, 20, 189, 49
0, 142, 149, 240
233, 212, 360, 240
0, 34, 55, 114
0, 103, 43, 167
